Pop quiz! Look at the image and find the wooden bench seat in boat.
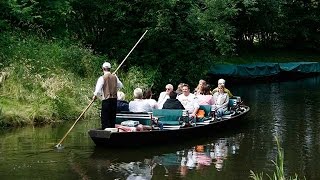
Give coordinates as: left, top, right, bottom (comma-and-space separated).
116, 110, 184, 126
116, 112, 152, 125
152, 109, 183, 125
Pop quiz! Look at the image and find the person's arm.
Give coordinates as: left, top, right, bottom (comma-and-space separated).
93, 77, 104, 100
190, 100, 200, 117
191, 107, 199, 117
224, 88, 233, 97
152, 99, 158, 109
221, 94, 229, 109
209, 95, 214, 105
115, 75, 123, 89
212, 93, 217, 104
157, 92, 164, 102
157, 92, 166, 108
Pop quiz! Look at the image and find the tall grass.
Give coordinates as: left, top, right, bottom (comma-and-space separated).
0, 31, 156, 127
249, 136, 303, 180
118, 66, 159, 100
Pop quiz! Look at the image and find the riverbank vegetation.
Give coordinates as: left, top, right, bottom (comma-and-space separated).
0, 0, 319, 127
0, 32, 157, 127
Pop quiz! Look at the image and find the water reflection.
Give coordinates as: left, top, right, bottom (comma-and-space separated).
88, 134, 244, 179
107, 159, 156, 180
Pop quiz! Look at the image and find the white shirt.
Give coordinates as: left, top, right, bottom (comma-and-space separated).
93, 71, 123, 99
212, 92, 229, 111
145, 99, 158, 109
129, 99, 153, 112
157, 91, 169, 109
177, 93, 199, 114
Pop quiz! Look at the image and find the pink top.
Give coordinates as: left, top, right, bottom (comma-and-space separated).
196, 94, 214, 105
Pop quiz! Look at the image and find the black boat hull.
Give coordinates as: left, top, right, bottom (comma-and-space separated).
88, 106, 250, 147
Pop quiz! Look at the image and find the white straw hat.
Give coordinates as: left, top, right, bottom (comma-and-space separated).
218, 79, 225, 85
102, 62, 111, 68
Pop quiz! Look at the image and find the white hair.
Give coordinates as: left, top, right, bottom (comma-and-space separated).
165, 84, 174, 90
117, 91, 125, 100
133, 88, 143, 99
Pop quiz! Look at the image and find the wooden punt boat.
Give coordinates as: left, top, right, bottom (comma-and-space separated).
88, 97, 250, 147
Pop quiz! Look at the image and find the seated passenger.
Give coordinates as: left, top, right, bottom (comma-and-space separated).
212, 79, 233, 98
177, 84, 199, 118
175, 83, 185, 95
143, 89, 158, 109
163, 91, 185, 109
212, 86, 229, 119
129, 88, 152, 112
194, 79, 207, 95
157, 84, 174, 109
116, 91, 129, 112
196, 86, 214, 105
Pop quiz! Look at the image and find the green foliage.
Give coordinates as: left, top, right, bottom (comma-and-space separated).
0, 30, 158, 127
118, 66, 159, 101
250, 170, 264, 180
277, 0, 320, 49
1, 0, 73, 36
0, 31, 102, 77
197, 0, 239, 55
1, 0, 319, 53
0, 32, 98, 127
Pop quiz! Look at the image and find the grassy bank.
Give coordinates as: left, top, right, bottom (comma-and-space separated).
0, 31, 157, 128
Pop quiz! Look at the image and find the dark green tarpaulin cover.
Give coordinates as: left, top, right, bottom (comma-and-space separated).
279, 62, 320, 73
208, 62, 320, 78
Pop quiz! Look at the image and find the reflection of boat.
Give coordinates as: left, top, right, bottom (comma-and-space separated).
88, 97, 250, 147
86, 134, 245, 179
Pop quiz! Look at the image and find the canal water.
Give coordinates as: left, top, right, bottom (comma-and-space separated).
1, 76, 320, 180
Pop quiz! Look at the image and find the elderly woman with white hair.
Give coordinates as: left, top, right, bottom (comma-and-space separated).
211, 79, 233, 98
129, 88, 153, 112
116, 91, 129, 112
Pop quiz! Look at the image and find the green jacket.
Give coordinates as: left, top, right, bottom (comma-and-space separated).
211, 87, 233, 98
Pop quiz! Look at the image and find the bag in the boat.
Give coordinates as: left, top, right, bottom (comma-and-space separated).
121, 120, 140, 127
196, 109, 205, 118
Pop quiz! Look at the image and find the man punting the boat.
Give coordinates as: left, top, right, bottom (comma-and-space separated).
92, 62, 123, 129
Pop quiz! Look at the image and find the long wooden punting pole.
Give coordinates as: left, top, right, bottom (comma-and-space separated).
113, 29, 148, 74
55, 30, 148, 148
55, 99, 94, 148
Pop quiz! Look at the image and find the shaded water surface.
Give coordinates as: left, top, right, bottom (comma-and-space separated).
1, 77, 320, 179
